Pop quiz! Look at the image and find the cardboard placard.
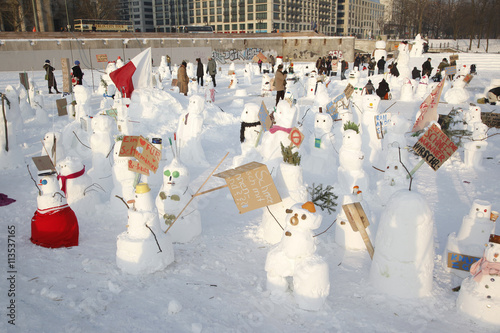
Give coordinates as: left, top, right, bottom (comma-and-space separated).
450, 54, 459, 62
128, 159, 150, 176
258, 101, 272, 131
256, 52, 267, 62
481, 111, 500, 128
342, 202, 374, 259
214, 161, 281, 214
447, 252, 480, 272
96, 54, 108, 63
119, 135, 161, 173
228, 70, 236, 75
32, 155, 56, 171
412, 123, 458, 171
445, 65, 457, 76
19, 72, 29, 91
464, 74, 473, 84
288, 127, 304, 148
344, 83, 354, 99
375, 112, 392, 139
61, 58, 72, 94
56, 98, 68, 116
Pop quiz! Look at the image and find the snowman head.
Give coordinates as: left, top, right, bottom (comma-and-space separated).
57, 156, 84, 176
187, 95, 205, 115
468, 199, 491, 220
42, 131, 61, 148
362, 94, 380, 113
472, 122, 489, 141
273, 101, 297, 128
284, 202, 322, 232
38, 172, 60, 195
106, 62, 117, 75
342, 129, 362, 150
134, 182, 154, 212
241, 103, 260, 123
162, 158, 190, 188
484, 235, 500, 262
91, 115, 114, 134
314, 112, 333, 135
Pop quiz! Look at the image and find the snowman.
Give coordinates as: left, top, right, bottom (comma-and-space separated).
400, 78, 414, 101
158, 56, 171, 82
116, 56, 124, 69
244, 62, 254, 85
302, 110, 337, 175
30, 171, 79, 248
456, 234, 500, 325
306, 71, 319, 99
73, 85, 93, 121
348, 67, 360, 86
116, 183, 174, 275
361, 94, 382, 164
376, 142, 411, 204
176, 95, 208, 167
463, 122, 489, 170
370, 190, 435, 298
110, 139, 136, 211
155, 158, 201, 243
261, 74, 272, 97
373, 40, 387, 63
233, 103, 263, 167
338, 127, 369, 193
444, 200, 496, 278
265, 202, 330, 311
444, 75, 470, 104
410, 34, 425, 58
229, 73, 238, 89
100, 84, 116, 111
415, 75, 429, 99
41, 131, 65, 164
464, 105, 482, 132
88, 115, 115, 193
396, 41, 411, 81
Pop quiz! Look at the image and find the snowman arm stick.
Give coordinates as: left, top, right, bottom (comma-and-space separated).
27, 165, 41, 195
72, 131, 91, 149
145, 224, 162, 253
106, 142, 116, 159
266, 206, 284, 230
313, 219, 337, 238
383, 102, 397, 113
164, 152, 229, 234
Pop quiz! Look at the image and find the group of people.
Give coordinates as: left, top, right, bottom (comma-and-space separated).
43, 59, 83, 94
177, 57, 218, 96
315, 55, 337, 76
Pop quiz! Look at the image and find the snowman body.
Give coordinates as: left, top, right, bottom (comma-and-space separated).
88, 115, 115, 193
303, 112, 336, 175
361, 94, 381, 164
415, 75, 429, 99
110, 140, 136, 211
265, 202, 330, 311
464, 122, 489, 170
233, 103, 263, 167
261, 74, 272, 97
338, 129, 368, 193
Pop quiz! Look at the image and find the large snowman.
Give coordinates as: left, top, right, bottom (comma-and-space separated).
265, 202, 330, 311
360, 94, 382, 164
155, 158, 201, 243
457, 235, 500, 325
176, 95, 208, 167
116, 183, 174, 275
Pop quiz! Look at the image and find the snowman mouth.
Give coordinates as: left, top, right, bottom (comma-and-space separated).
168, 182, 175, 185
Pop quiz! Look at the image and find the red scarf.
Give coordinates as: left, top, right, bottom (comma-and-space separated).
57, 166, 85, 195
269, 125, 292, 134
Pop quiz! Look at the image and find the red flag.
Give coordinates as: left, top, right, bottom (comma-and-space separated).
110, 48, 152, 98
412, 71, 445, 132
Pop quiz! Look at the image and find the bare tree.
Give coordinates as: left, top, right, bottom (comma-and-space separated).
75, 0, 120, 21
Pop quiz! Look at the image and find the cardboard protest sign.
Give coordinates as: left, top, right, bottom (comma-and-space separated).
288, 127, 304, 148
412, 123, 458, 171
446, 65, 457, 76
481, 111, 500, 128
344, 83, 354, 99
375, 112, 392, 139
32, 155, 56, 171
214, 161, 281, 214
119, 135, 161, 173
258, 101, 272, 131
450, 54, 459, 62
128, 160, 150, 176
61, 58, 72, 94
325, 100, 338, 120
447, 252, 480, 272
56, 98, 68, 116
96, 54, 108, 63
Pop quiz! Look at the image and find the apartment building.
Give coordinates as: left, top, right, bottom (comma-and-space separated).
336, 0, 384, 38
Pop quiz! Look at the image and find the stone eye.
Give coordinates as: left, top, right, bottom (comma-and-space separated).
301, 214, 307, 220
285, 209, 293, 214
394, 166, 398, 170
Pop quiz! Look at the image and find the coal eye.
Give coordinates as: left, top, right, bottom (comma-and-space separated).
301, 214, 307, 220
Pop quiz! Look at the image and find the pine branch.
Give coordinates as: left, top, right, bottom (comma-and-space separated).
308, 183, 338, 215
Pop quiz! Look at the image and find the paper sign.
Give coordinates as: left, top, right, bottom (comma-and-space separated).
61, 58, 72, 94
19, 72, 29, 91
119, 135, 161, 173
56, 98, 68, 116
96, 54, 108, 63
445, 65, 457, 76
258, 101, 272, 131
481, 111, 500, 128
412, 123, 458, 171
344, 83, 354, 99
128, 159, 150, 176
447, 252, 480, 272
288, 127, 304, 148
326, 100, 339, 120
331, 59, 338, 71
375, 113, 392, 139
450, 54, 459, 62
214, 161, 281, 214
32, 155, 56, 171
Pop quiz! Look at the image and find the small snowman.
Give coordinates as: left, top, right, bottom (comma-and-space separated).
348, 68, 360, 86
244, 62, 254, 85
116, 56, 124, 69
158, 56, 171, 82
41, 131, 65, 164
444, 75, 470, 104
410, 34, 425, 58
444, 199, 496, 278
233, 103, 263, 167
229, 73, 238, 89
361, 94, 382, 164
338, 124, 369, 193
399, 78, 414, 101
155, 158, 201, 243
30, 172, 79, 248
463, 122, 489, 170
415, 75, 429, 99
265, 202, 330, 311
457, 234, 500, 325
73, 85, 93, 120
176, 95, 208, 167
376, 142, 411, 204
303, 110, 337, 175
116, 183, 174, 275
261, 74, 272, 97
396, 41, 411, 81
110, 139, 136, 211
306, 71, 318, 98
464, 105, 482, 131
88, 115, 115, 193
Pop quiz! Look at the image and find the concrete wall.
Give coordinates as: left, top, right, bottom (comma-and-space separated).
0, 32, 355, 72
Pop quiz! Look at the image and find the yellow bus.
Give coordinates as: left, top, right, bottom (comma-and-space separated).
74, 19, 133, 32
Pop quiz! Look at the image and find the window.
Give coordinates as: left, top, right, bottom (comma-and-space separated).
256, 4, 266, 11
247, 23, 253, 29
232, 24, 237, 30
247, 5, 253, 11
247, 13, 253, 20
217, 24, 222, 30
196, 9, 201, 15
196, 17, 201, 23
225, 24, 230, 30
217, 15, 222, 21
133, 8, 140, 12
156, 19, 163, 25
256, 12, 267, 19
240, 23, 245, 29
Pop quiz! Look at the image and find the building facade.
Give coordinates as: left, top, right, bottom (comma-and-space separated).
336, 0, 384, 38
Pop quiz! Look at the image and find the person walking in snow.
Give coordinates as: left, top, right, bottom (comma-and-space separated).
269, 54, 276, 73
207, 57, 217, 87
376, 79, 390, 100
43, 60, 60, 94
422, 58, 433, 77
368, 57, 376, 77
72, 60, 84, 85
177, 61, 189, 96
377, 56, 386, 75
274, 64, 287, 106
196, 58, 204, 86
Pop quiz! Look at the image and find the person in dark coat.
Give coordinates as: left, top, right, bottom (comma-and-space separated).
72, 60, 84, 85
341, 59, 348, 80
196, 58, 204, 86
376, 79, 390, 100
43, 60, 60, 94
377, 56, 386, 74
269, 55, 275, 73
368, 58, 376, 76
422, 58, 433, 77
363, 80, 375, 95
412, 67, 421, 80
390, 62, 400, 77
206, 57, 217, 87
325, 56, 332, 76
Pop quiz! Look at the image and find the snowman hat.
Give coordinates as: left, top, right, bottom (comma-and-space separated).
135, 183, 151, 194
490, 234, 500, 244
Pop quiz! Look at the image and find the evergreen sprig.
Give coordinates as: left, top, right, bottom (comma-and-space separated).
280, 142, 301, 166
343, 121, 360, 134
308, 183, 338, 215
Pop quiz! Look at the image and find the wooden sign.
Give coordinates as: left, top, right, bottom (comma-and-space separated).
450, 54, 459, 62
258, 101, 272, 131
119, 135, 161, 173
325, 100, 338, 120
481, 111, 500, 128
288, 127, 304, 148
342, 202, 374, 259
56, 98, 68, 116
19, 72, 29, 91
128, 160, 150, 176
32, 155, 56, 171
61, 58, 72, 94
96, 54, 108, 63
214, 161, 281, 214
447, 252, 480, 272
412, 123, 458, 171
375, 112, 392, 139
344, 83, 354, 99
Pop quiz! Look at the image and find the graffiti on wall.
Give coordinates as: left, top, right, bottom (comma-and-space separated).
328, 50, 343, 59
212, 48, 262, 64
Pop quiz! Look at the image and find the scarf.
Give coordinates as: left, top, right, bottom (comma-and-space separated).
470, 257, 500, 282
269, 125, 292, 134
240, 121, 261, 143
57, 166, 85, 196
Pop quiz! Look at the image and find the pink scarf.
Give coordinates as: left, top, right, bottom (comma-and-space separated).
470, 257, 500, 282
57, 166, 85, 195
269, 125, 292, 134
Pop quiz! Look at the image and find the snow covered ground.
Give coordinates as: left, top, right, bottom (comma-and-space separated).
0, 51, 499, 333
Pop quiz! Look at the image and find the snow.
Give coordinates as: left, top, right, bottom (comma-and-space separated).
1, 49, 500, 332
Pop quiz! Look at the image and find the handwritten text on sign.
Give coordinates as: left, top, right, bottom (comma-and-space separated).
214, 162, 281, 214
375, 112, 392, 139
447, 252, 480, 272
119, 135, 161, 173
412, 124, 457, 171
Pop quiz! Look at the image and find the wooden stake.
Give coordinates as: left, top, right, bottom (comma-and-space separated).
165, 152, 229, 234
342, 203, 374, 259
1, 94, 8, 152
407, 158, 425, 179
192, 184, 228, 197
